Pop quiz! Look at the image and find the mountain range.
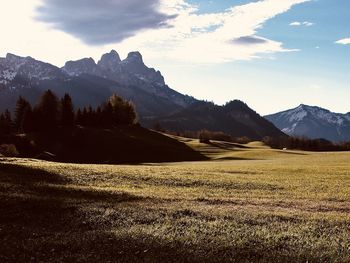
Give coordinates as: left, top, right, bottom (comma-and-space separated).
0, 51, 285, 140
265, 104, 350, 142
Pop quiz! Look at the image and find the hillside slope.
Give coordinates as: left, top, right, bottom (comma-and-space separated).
3, 126, 207, 163
0, 52, 194, 119
0, 51, 284, 140
266, 104, 350, 142
151, 100, 285, 140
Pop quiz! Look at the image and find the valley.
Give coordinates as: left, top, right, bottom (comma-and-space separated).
1, 1, 349, 262
1, 140, 350, 262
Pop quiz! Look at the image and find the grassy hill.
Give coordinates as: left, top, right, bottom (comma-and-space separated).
6, 126, 208, 164
1, 142, 350, 262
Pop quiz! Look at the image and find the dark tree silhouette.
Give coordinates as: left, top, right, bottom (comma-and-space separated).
15, 96, 32, 133
2, 92, 138, 135
108, 94, 137, 125
60, 94, 75, 127
76, 109, 83, 125
102, 102, 113, 126
35, 90, 59, 130
0, 110, 13, 134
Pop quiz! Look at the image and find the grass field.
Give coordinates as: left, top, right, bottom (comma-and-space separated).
1, 139, 350, 262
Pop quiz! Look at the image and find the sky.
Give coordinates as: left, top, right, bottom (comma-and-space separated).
0, 0, 349, 115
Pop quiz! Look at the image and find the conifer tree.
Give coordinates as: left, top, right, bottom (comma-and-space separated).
15, 96, 32, 133
76, 109, 83, 125
0, 110, 13, 134
61, 94, 75, 126
108, 94, 137, 125
35, 90, 59, 130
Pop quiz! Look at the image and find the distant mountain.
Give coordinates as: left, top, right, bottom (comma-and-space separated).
150, 100, 285, 140
0, 51, 284, 140
62, 50, 192, 108
0, 51, 195, 119
265, 104, 350, 142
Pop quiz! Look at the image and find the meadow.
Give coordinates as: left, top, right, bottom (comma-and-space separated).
1, 139, 350, 262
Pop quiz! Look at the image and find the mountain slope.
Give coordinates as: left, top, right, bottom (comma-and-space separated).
265, 104, 350, 142
151, 100, 285, 140
63, 50, 194, 109
17, 126, 207, 163
0, 51, 195, 119
0, 51, 284, 140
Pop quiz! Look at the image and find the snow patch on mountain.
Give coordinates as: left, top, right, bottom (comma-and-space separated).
0, 69, 17, 84
0, 53, 65, 85
265, 104, 350, 142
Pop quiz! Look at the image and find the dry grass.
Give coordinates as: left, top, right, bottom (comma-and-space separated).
1, 141, 350, 262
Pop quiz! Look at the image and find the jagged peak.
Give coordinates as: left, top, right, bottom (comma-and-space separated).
109, 49, 119, 56
98, 50, 121, 64
296, 104, 331, 114
64, 57, 97, 69
6, 53, 23, 60
5, 53, 34, 63
296, 104, 314, 110
125, 51, 143, 63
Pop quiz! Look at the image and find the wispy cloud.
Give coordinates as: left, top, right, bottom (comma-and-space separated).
290, 21, 314, 26
335, 38, 350, 45
35, 0, 311, 63
129, 0, 310, 63
231, 36, 269, 45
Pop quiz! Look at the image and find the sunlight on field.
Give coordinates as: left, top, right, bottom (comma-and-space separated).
1, 145, 350, 262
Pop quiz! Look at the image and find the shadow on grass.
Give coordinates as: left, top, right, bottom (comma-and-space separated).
277, 150, 308, 156
214, 156, 254, 161
209, 141, 250, 150
0, 163, 222, 263
0, 162, 340, 263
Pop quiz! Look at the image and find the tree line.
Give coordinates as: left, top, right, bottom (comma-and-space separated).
0, 90, 137, 134
263, 136, 350, 152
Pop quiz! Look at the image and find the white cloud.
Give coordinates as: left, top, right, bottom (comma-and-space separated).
0, 0, 310, 65
290, 21, 302, 26
35, 0, 176, 45
290, 21, 314, 26
303, 21, 314, 26
115, 0, 310, 63
335, 38, 350, 45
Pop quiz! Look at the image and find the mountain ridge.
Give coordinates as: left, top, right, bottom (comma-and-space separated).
0, 50, 285, 140
265, 104, 350, 142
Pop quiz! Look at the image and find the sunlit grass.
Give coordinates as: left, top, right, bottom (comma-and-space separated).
1, 144, 350, 262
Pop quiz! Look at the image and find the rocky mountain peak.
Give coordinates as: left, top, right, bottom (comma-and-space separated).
119, 51, 165, 85
4, 53, 28, 70
6, 53, 20, 60
97, 50, 121, 70
63, 57, 100, 76
0, 53, 65, 83
266, 105, 350, 142
6, 53, 27, 61
125, 52, 143, 63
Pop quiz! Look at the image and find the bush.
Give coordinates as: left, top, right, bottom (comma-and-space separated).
0, 144, 19, 157
199, 130, 212, 143
199, 130, 234, 143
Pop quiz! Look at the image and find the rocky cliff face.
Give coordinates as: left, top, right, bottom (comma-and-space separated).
0, 51, 195, 118
0, 51, 285, 140
0, 53, 65, 88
